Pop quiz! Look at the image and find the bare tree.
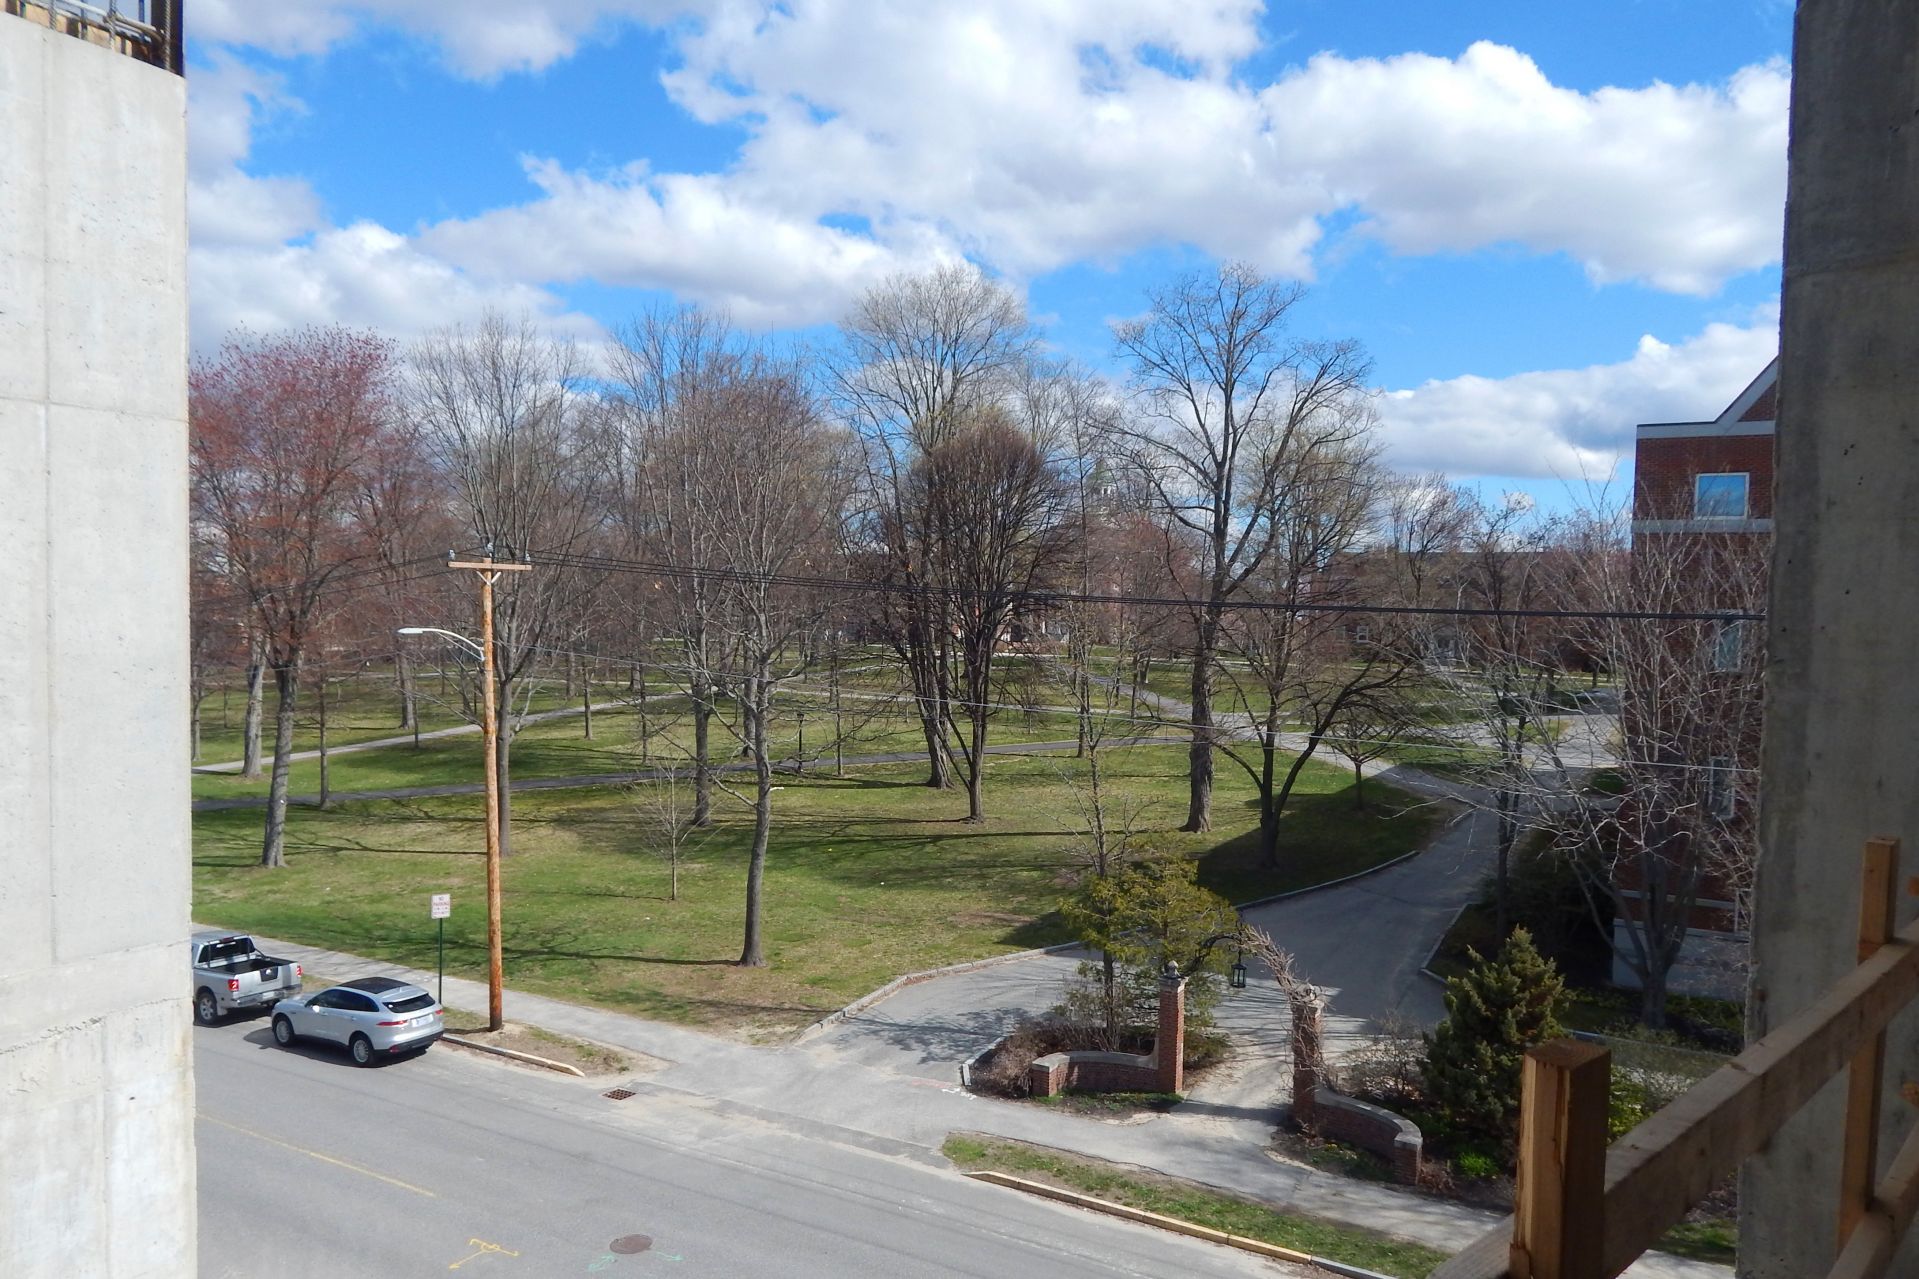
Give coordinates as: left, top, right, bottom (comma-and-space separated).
1211, 424, 1422, 865
603, 305, 746, 828
409, 312, 602, 857
1453, 508, 1766, 1027
910, 409, 1071, 821
835, 264, 1035, 789
628, 764, 705, 903
1441, 495, 1567, 936
190, 326, 399, 868
697, 365, 848, 967
1113, 262, 1373, 832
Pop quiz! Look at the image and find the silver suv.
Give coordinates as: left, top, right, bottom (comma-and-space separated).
271, 977, 444, 1066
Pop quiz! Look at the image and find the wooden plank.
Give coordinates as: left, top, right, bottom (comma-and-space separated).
1429, 1224, 1514, 1279
1828, 1116, 1919, 1279
1840, 838, 1900, 1249
1512, 1041, 1610, 1279
1601, 917, 1919, 1278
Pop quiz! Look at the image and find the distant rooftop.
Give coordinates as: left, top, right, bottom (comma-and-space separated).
3, 0, 181, 74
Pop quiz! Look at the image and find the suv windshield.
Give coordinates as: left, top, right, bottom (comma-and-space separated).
384, 994, 435, 1014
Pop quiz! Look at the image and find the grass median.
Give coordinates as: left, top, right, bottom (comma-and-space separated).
942, 1134, 1448, 1278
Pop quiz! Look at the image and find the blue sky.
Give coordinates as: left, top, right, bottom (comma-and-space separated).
183, 0, 1791, 499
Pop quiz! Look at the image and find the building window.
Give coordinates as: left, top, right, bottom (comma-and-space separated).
1707, 756, 1736, 820
1353, 623, 1371, 645
1694, 473, 1750, 520
1711, 618, 1747, 672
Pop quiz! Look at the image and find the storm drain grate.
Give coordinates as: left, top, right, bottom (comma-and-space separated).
602, 1087, 636, 1101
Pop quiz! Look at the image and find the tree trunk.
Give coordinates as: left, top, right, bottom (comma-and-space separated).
738, 677, 772, 968
242, 638, 266, 779
691, 674, 712, 827
260, 663, 299, 869
1352, 755, 1366, 809
1495, 787, 1516, 939
316, 678, 330, 808
495, 717, 514, 858
1183, 634, 1217, 832
964, 707, 986, 823
395, 648, 418, 730
189, 687, 204, 764
582, 685, 593, 740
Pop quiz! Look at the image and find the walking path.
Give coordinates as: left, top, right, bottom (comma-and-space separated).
190, 734, 1187, 812
216, 928, 1721, 1276
192, 699, 637, 773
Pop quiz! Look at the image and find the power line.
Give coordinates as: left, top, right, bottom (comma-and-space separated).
523, 548, 1767, 625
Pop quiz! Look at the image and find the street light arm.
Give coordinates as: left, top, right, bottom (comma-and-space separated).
397, 626, 484, 659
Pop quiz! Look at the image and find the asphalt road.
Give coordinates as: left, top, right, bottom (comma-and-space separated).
195, 1014, 1302, 1279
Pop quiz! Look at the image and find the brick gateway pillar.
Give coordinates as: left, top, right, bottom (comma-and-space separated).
1155, 963, 1187, 1094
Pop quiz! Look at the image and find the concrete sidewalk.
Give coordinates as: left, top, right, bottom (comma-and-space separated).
214, 927, 1725, 1277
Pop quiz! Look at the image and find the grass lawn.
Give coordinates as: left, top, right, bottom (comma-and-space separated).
189, 698, 1174, 802
941, 1134, 1447, 1278
195, 743, 1430, 1040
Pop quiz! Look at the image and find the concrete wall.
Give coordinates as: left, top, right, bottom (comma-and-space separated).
1742, 4, 1919, 1274
0, 13, 193, 1278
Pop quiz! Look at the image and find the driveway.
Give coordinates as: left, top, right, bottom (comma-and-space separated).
801, 758, 1494, 1110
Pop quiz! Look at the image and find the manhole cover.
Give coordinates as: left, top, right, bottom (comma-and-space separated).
602, 1087, 635, 1101
609, 1235, 653, 1255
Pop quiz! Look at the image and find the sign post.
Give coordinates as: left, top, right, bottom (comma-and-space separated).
430, 893, 451, 1003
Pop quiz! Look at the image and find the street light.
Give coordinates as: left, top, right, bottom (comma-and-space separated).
1230, 943, 1248, 991
399, 620, 507, 1030
397, 625, 482, 658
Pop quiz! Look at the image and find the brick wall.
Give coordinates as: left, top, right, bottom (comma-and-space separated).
1028, 973, 1188, 1098
1633, 434, 1775, 521
1287, 997, 1423, 1184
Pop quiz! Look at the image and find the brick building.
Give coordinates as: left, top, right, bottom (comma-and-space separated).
1615, 360, 1775, 998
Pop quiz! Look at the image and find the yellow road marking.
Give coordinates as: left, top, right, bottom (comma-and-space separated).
449, 1238, 520, 1269
200, 1113, 438, 1198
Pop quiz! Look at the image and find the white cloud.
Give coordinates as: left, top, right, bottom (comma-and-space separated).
185, 3, 1791, 367
646, 8, 1787, 294
185, 59, 598, 346
190, 0, 706, 78
418, 160, 957, 328
1260, 44, 1790, 294
189, 223, 595, 351
1376, 307, 1780, 480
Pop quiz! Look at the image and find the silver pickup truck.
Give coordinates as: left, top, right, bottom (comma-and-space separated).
191, 931, 303, 1025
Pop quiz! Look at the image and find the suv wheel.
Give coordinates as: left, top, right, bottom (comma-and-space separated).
349, 1034, 375, 1066
272, 1015, 296, 1047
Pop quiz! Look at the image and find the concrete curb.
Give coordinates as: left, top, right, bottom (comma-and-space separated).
1417, 902, 1473, 988
442, 1035, 587, 1078
961, 1171, 1397, 1279
958, 1033, 1010, 1089
794, 942, 1085, 1044
1232, 845, 1424, 914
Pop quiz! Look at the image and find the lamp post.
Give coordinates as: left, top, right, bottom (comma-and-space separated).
1230, 943, 1248, 991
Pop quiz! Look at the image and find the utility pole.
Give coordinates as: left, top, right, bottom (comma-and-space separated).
449, 554, 531, 1031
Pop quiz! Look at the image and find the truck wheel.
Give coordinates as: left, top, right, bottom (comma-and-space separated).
272, 1015, 295, 1047
195, 989, 220, 1026
349, 1034, 374, 1066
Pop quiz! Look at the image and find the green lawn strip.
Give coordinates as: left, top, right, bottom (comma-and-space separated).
190, 702, 1175, 801
1655, 1218, 1736, 1265
195, 746, 1431, 1039
941, 1135, 1446, 1278
191, 676, 595, 767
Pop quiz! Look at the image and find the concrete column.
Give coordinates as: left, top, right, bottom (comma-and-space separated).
0, 13, 193, 1278
1154, 967, 1187, 1094
1742, 4, 1919, 1274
